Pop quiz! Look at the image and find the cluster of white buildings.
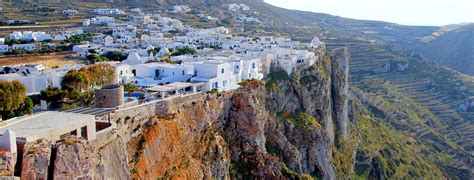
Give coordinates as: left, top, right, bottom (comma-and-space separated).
93, 8, 125, 15
228, 3, 250, 12
0, 64, 85, 95
1, 7, 324, 96
8, 31, 52, 42
171, 5, 191, 13
0, 30, 84, 53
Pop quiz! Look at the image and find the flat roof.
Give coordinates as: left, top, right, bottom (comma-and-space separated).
146, 82, 195, 92
65, 107, 115, 116
0, 111, 95, 138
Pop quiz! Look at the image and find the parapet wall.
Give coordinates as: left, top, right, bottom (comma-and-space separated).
109, 93, 208, 139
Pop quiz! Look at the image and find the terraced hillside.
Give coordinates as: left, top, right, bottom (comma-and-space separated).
350, 57, 474, 176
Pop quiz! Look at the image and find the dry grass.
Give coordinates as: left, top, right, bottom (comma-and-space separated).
0, 52, 85, 68
58, 137, 82, 145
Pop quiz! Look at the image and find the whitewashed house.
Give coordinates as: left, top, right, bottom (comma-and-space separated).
12, 43, 36, 51
123, 52, 147, 65
90, 16, 115, 26
62, 9, 78, 16
82, 19, 91, 27
109, 62, 132, 84
190, 60, 239, 92
310, 37, 322, 48
94, 9, 125, 15
0, 45, 8, 53
129, 63, 192, 87
130, 8, 142, 14
8, 31, 23, 40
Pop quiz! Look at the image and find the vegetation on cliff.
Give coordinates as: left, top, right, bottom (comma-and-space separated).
348, 99, 444, 179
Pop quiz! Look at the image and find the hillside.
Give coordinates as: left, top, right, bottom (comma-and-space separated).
416, 24, 474, 75
0, 0, 472, 178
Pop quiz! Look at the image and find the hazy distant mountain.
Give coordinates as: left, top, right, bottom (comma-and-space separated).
417, 24, 474, 75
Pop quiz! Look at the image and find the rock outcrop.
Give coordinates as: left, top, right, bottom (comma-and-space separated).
330, 48, 351, 139
0, 151, 15, 176
53, 139, 95, 179
21, 139, 52, 179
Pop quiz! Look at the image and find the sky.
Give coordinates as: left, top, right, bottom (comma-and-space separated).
264, 0, 474, 26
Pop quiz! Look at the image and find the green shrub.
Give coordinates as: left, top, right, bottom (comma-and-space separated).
287, 111, 321, 132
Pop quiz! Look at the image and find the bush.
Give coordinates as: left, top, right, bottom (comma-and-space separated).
238, 79, 264, 88
102, 51, 127, 62
0, 80, 27, 120
87, 54, 110, 64
207, 88, 218, 94
287, 111, 321, 132
170, 46, 196, 56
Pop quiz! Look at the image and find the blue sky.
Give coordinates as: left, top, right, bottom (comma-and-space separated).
264, 0, 474, 26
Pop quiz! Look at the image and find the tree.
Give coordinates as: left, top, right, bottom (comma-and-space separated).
0, 80, 27, 120
61, 70, 90, 92
87, 54, 110, 64
40, 86, 68, 109
80, 63, 115, 87
88, 49, 97, 54
77, 90, 96, 107
171, 46, 197, 56
124, 83, 137, 97
148, 47, 161, 55
102, 51, 127, 62
15, 97, 33, 116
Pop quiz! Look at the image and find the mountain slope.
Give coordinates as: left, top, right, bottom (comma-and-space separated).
416, 24, 474, 75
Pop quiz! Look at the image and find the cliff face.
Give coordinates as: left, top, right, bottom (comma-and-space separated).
8, 47, 353, 179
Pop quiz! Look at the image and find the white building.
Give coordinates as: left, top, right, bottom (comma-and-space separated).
130, 8, 142, 14
82, 19, 91, 26
109, 62, 132, 84
310, 37, 322, 48
171, 5, 191, 13
122, 52, 147, 65
0, 45, 8, 53
12, 43, 36, 51
0, 111, 97, 152
127, 62, 192, 87
9, 31, 52, 42
0, 64, 84, 94
190, 60, 240, 92
0, 129, 16, 153
90, 16, 115, 26
228, 3, 250, 12
94, 9, 125, 15
62, 9, 78, 16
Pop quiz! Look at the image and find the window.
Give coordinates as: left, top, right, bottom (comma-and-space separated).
173, 72, 175, 75
252, 63, 256, 69
182, 70, 185, 75
223, 80, 227, 87
236, 65, 239, 69
155, 69, 160, 77
221, 68, 224, 74
120, 70, 123, 75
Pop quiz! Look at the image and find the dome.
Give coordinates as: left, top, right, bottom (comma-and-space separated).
146, 45, 154, 50
127, 52, 141, 61
159, 47, 170, 54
